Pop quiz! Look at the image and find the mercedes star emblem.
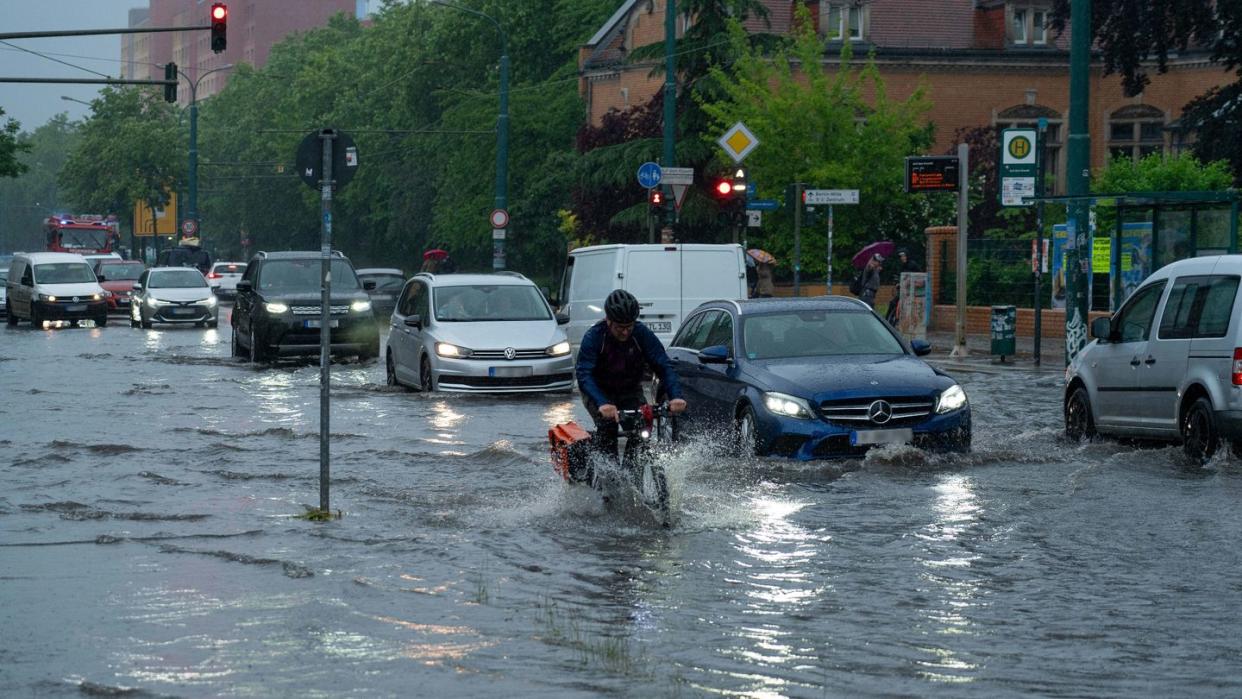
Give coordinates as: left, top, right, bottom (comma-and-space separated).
867, 400, 893, 425
503, 347, 516, 360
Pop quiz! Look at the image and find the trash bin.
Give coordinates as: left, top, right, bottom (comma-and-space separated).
990, 305, 1016, 359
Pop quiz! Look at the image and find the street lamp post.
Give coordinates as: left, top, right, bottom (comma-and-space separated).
182, 64, 232, 242
431, 1, 509, 269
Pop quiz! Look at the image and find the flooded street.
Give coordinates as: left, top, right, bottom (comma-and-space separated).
4, 315, 1242, 698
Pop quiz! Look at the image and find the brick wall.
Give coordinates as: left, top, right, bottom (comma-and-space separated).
929, 304, 1110, 339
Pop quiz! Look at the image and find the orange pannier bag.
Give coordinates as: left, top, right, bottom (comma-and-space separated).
548, 421, 593, 483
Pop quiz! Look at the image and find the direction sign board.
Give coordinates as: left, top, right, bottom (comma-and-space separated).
1000, 128, 1038, 206
804, 189, 859, 205
637, 161, 662, 189
661, 166, 694, 185
904, 156, 960, 193
746, 199, 781, 211
717, 121, 759, 163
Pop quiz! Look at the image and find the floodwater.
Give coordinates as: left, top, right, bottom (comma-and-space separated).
3, 314, 1242, 698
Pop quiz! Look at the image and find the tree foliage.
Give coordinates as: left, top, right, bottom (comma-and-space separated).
59, 87, 183, 229
0, 113, 79, 252
1092, 151, 1234, 193
0, 107, 30, 180
698, 10, 952, 280
1050, 0, 1242, 182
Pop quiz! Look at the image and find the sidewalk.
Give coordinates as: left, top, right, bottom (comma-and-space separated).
922, 329, 1066, 375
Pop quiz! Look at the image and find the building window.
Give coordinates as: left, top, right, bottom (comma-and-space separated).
1010, 4, 1050, 46
821, 2, 865, 41
1109, 105, 1166, 161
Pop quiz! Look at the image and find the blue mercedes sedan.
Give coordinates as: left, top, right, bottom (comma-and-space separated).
661, 297, 970, 460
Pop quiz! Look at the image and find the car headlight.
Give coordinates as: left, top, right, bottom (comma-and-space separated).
264, 302, 289, 314
350, 299, 372, 313
546, 341, 571, 357
936, 384, 968, 413
436, 342, 472, 358
147, 296, 170, 307
40, 294, 57, 302
762, 391, 814, 419
204, 296, 217, 307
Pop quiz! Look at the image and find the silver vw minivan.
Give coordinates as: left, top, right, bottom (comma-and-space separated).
1065, 255, 1242, 462
385, 272, 573, 393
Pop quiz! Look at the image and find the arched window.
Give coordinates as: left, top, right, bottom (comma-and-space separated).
1109, 105, 1166, 161
996, 104, 1062, 194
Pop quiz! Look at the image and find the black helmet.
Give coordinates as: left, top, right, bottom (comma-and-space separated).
604, 289, 640, 323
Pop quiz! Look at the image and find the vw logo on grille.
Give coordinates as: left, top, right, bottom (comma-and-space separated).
867, 400, 893, 425
503, 347, 516, 360
72, 296, 80, 302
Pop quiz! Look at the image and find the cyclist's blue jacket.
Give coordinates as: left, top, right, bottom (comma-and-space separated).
576, 319, 684, 407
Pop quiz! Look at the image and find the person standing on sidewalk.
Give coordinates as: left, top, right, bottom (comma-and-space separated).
860, 253, 883, 308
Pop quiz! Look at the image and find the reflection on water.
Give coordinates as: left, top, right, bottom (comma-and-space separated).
915, 473, 982, 683
254, 370, 304, 424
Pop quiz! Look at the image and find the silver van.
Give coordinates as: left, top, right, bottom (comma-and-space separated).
5, 252, 109, 327
1065, 255, 1242, 462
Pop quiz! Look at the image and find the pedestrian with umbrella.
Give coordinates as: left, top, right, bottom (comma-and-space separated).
747, 249, 776, 298
850, 241, 895, 309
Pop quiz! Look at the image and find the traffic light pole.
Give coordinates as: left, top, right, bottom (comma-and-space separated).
1065, 0, 1092, 365
793, 183, 803, 296
662, 0, 677, 229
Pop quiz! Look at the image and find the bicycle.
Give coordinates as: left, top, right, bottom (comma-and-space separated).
549, 402, 677, 527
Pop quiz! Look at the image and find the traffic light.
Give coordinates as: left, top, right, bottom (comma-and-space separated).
648, 188, 664, 207
210, 3, 227, 53
713, 179, 734, 199
163, 62, 177, 103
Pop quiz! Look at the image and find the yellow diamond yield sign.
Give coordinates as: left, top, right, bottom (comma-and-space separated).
718, 121, 759, 163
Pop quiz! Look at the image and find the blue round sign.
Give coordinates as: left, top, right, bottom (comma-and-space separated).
636, 161, 663, 189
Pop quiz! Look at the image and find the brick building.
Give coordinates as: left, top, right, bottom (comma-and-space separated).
120, 0, 367, 105
579, 0, 1234, 193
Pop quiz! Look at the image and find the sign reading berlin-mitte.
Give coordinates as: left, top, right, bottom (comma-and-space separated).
904, 156, 960, 193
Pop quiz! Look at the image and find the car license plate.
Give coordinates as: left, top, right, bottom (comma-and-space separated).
170, 307, 194, 315
66, 304, 86, 312
850, 428, 914, 446
305, 319, 339, 328
489, 366, 532, 378
648, 321, 671, 333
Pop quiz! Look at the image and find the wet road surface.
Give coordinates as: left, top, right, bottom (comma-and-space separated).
3, 314, 1242, 697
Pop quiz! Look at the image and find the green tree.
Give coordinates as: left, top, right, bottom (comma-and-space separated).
0, 113, 79, 252
699, 11, 950, 281
1050, 0, 1242, 183
59, 87, 183, 233
1092, 151, 1234, 193
0, 106, 29, 180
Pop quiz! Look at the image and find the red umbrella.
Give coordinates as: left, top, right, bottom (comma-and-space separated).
851, 241, 896, 269
423, 249, 449, 261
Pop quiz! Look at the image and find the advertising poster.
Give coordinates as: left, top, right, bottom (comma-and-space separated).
1050, 222, 1153, 311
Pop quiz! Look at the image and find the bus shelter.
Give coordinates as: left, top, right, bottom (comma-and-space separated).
1033, 191, 1240, 311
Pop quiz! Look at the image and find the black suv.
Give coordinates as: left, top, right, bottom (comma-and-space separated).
231, 251, 380, 362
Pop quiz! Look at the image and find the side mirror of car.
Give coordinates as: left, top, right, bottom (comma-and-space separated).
1090, 317, 1113, 342
910, 338, 932, 356
404, 314, 422, 329
698, 344, 731, 364
235, 280, 252, 293
363, 280, 377, 291
555, 312, 570, 325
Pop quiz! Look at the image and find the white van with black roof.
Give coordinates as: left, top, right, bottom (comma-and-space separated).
1065, 254, 1242, 462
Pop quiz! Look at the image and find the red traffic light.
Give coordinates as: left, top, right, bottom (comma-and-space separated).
714, 180, 733, 197
649, 189, 664, 205
210, 3, 227, 53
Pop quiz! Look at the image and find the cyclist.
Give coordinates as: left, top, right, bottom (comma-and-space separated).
575, 289, 687, 461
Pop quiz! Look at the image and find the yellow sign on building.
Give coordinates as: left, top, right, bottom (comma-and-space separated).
133, 193, 178, 236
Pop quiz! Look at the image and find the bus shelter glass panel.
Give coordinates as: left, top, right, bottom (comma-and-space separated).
1155, 209, 1192, 267
1197, 208, 1231, 255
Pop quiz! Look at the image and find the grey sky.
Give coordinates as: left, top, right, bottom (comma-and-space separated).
0, 1, 136, 132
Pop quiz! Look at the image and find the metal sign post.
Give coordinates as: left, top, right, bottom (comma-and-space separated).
295, 127, 359, 516
803, 190, 859, 293
952, 144, 970, 357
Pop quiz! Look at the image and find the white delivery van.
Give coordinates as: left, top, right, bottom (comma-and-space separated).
559, 243, 748, 348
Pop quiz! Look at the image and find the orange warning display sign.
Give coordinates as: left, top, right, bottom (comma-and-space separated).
904, 156, 960, 193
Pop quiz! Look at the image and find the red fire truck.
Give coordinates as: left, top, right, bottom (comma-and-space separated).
44, 214, 119, 255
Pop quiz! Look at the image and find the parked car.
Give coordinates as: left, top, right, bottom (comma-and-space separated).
5, 252, 109, 327
559, 243, 748, 349
0, 267, 7, 317
356, 267, 405, 320
93, 259, 145, 314
1065, 254, 1242, 462
664, 297, 971, 459
231, 250, 379, 362
130, 266, 218, 328
386, 272, 573, 392
206, 261, 247, 299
